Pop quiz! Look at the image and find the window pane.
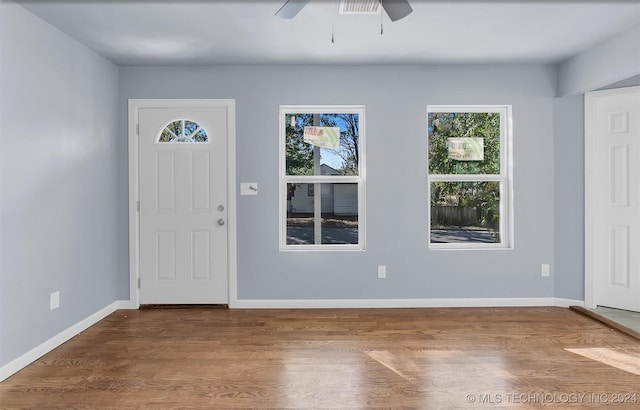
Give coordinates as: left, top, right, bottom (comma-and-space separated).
428, 112, 500, 175
286, 183, 358, 245
430, 181, 500, 244
285, 113, 359, 176
159, 119, 208, 143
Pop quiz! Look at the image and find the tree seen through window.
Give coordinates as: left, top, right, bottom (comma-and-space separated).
428, 109, 510, 247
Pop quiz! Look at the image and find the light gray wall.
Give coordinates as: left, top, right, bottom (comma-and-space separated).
598, 74, 640, 91
0, 0, 120, 367
557, 24, 640, 97
552, 23, 640, 299
551, 72, 640, 301
120, 64, 557, 301
553, 95, 585, 300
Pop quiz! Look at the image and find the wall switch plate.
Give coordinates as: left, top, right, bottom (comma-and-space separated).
377, 265, 386, 279
240, 182, 258, 195
541, 264, 550, 277
50, 291, 60, 310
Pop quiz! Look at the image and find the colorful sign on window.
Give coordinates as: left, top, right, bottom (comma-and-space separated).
303, 126, 340, 150
447, 137, 484, 161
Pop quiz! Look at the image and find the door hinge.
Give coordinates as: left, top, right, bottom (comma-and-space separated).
137, 201, 140, 212
138, 278, 141, 289
136, 123, 139, 135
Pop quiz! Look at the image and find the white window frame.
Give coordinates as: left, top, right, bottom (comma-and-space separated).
427, 105, 513, 250
279, 105, 366, 251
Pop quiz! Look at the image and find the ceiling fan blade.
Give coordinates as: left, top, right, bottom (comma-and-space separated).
381, 0, 413, 22
275, 0, 312, 19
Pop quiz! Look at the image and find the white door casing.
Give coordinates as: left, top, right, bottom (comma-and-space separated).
129, 100, 236, 306
585, 86, 640, 312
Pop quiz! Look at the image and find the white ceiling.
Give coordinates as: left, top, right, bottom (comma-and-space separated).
15, 0, 640, 66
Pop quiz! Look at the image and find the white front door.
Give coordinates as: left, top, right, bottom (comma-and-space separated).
138, 105, 229, 304
586, 86, 640, 312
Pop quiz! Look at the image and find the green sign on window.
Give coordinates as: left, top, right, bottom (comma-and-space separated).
303, 126, 340, 150
447, 137, 484, 161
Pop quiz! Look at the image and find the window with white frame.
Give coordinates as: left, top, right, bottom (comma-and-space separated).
280, 106, 365, 250
427, 106, 512, 249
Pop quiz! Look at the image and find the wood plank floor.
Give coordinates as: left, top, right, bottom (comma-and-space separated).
1, 307, 639, 409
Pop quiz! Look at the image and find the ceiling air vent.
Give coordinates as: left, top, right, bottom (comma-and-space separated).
339, 0, 381, 14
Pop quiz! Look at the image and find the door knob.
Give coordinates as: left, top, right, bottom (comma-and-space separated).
217, 218, 225, 226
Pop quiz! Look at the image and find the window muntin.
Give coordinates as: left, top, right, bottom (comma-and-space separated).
159, 119, 208, 143
280, 106, 365, 250
427, 106, 512, 249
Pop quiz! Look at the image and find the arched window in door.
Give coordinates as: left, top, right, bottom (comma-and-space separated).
159, 119, 208, 143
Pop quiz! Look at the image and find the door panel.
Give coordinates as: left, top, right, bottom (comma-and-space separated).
139, 107, 228, 304
193, 152, 211, 211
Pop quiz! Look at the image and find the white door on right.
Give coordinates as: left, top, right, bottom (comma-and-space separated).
586, 86, 640, 312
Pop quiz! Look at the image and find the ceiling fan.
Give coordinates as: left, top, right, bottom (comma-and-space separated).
275, 0, 413, 22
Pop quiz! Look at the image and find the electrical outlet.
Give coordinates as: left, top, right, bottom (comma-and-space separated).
377, 265, 386, 279
50, 291, 60, 310
541, 264, 550, 277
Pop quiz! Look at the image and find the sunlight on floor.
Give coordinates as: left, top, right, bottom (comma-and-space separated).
365, 350, 425, 383
278, 353, 364, 408
365, 349, 515, 388
566, 348, 640, 376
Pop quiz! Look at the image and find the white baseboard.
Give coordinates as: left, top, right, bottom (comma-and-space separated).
554, 298, 584, 308
231, 297, 586, 309
0, 300, 129, 382
116, 299, 138, 309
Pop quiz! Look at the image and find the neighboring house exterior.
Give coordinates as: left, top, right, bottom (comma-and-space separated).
289, 164, 358, 215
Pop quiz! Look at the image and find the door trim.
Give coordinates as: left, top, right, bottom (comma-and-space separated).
584, 86, 640, 309
128, 99, 237, 308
